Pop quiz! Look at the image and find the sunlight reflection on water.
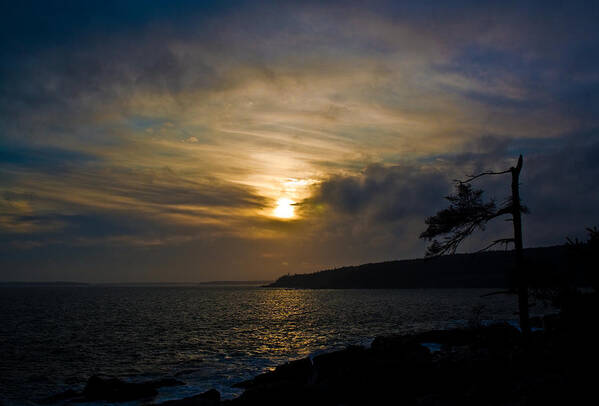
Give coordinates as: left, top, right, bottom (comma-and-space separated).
0, 286, 535, 404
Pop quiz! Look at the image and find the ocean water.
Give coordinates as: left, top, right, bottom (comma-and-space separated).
0, 286, 534, 404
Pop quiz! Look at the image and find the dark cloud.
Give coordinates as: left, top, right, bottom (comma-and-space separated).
311, 164, 449, 222
61, 167, 266, 208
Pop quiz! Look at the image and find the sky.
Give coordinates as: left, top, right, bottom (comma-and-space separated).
1, 0, 599, 282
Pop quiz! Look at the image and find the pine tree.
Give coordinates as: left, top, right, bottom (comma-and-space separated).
420, 155, 530, 337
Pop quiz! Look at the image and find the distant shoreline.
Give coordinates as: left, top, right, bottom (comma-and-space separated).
0, 281, 90, 287
197, 280, 273, 286
0, 280, 272, 287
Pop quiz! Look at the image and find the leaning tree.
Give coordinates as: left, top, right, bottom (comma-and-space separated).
419, 155, 530, 337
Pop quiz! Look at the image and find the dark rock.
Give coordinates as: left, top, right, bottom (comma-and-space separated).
81, 375, 184, 402
233, 357, 312, 389
155, 389, 220, 406
542, 313, 563, 333
370, 335, 432, 364
414, 324, 521, 354
83, 375, 158, 402
311, 346, 368, 380
469, 323, 522, 355
415, 328, 477, 347
231, 381, 319, 406
310, 345, 377, 401
479, 323, 520, 342
530, 316, 544, 328
271, 357, 312, 382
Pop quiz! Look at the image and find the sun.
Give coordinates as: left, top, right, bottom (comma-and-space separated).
273, 198, 295, 219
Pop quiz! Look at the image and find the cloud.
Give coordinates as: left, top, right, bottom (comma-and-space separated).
309, 164, 449, 222
0, 161, 268, 244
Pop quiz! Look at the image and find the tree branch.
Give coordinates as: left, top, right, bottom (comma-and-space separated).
458, 169, 512, 184
475, 238, 514, 253
485, 206, 513, 221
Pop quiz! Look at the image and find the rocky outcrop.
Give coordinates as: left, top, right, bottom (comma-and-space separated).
222, 317, 599, 406
233, 357, 312, 389
227, 337, 438, 405
38, 375, 185, 404
83, 375, 164, 401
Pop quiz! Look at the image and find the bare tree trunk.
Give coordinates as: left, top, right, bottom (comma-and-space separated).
511, 155, 529, 340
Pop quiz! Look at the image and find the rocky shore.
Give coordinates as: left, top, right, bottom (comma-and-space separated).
220, 316, 598, 406
36, 294, 598, 406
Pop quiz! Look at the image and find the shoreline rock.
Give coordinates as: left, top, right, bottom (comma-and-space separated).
219, 315, 598, 405
37, 375, 185, 404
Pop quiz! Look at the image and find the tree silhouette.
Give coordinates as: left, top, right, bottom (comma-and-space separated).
420, 155, 531, 337
567, 226, 599, 292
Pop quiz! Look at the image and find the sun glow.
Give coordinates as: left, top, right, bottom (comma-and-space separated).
273, 198, 295, 219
